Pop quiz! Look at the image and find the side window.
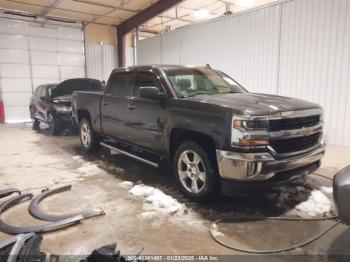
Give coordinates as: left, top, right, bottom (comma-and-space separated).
40, 86, 47, 97
107, 72, 134, 97
35, 86, 42, 96
134, 71, 162, 98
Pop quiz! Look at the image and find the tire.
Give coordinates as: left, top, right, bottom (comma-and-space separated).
174, 141, 219, 201
79, 118, 100, 153
47, 113, 61, 136
30, 107, 40, 130
32, 117, 40, 130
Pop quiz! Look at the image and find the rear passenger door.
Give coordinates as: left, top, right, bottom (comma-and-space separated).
101, 70, 135, 140
125, 69, 168, 153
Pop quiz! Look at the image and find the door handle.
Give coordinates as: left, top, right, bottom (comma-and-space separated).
127, 104, 136, 110
102, 100, 109, 105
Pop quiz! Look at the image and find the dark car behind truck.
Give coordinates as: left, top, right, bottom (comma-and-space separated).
30, 78, 102, 135
72, 65, 325, 200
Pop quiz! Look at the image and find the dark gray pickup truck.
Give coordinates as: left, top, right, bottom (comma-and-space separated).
72, 65, 325, 200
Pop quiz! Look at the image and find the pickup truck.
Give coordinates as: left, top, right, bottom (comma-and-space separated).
72, 65, 325, 200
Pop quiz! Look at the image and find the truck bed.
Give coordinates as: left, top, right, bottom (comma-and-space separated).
72, 91, 103, 132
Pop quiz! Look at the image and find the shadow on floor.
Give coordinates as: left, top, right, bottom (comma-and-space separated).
67, 145, 333, 222
29, 122, 333, 222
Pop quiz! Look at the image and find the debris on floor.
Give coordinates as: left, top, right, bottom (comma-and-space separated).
77, 162, 100, 176
320, 186, 333, 194
211, 224, 224, 237
129, 184, 185, 215
0, 186, 105, 234
286, 190, 332, 218
81, 243, 146, 262
118, 181, 134, 188
0, 233, 58, 262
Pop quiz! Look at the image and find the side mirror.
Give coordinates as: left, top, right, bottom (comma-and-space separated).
139, 86, 166, 100
333, 165, 350, 225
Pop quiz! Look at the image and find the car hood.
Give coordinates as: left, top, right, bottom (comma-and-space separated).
184, 93, 320, 115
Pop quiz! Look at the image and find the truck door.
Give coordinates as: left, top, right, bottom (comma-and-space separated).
125, 69, 167, 153
101, 70, 135, 140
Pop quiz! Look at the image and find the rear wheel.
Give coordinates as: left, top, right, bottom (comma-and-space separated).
79, 118, 100, 153
174, 141, 219, 201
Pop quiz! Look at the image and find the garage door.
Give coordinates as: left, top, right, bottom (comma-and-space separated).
0, 18, 85, 123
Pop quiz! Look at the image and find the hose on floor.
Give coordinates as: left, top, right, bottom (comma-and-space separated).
210, 172, 341, 254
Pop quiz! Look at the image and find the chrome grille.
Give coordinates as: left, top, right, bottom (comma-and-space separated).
269, 115, 320, 131
270, 132, 321, 154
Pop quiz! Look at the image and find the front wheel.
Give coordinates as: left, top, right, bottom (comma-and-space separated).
174, 141, 219, 201
48, 113, 61, 136
79, 118, 100, 153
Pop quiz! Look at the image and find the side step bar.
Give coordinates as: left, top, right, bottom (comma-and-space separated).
100, 142, 159, 168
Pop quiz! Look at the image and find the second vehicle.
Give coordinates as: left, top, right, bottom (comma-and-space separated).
30, 78, 103, 135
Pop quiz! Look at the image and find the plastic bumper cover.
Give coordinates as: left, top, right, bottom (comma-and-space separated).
216, 143, 325, 182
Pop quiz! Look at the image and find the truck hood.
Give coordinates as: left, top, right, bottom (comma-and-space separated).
184, 93, 320, 115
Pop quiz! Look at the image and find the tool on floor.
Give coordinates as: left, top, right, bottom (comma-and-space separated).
210, 167, 350, 254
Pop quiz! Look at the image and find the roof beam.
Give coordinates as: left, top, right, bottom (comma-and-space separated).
41, 0, 65, 16
117, 0, 184, 35
117, 0, 184, 67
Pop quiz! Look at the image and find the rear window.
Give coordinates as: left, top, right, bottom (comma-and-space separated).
107, 71, 134, 97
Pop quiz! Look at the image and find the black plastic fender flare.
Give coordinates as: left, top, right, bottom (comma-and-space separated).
28, 185, 105, 222
0, 193, 84, 235
0, 188, 21, 199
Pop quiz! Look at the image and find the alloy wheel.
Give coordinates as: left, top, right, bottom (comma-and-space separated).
80, 122, 91, 148
177, 150, 206, 194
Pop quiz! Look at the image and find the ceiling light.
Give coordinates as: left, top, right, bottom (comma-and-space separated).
194, 9, 211, 19
235, 0, 256, 7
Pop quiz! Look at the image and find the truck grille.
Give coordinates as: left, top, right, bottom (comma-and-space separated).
270, 132, 321, 154
269, 115, 320, 131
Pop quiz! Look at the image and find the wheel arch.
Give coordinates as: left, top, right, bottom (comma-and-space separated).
76, 109, 91, 123
169, 128, 217, 162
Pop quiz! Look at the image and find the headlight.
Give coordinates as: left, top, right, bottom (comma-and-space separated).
231, 115, 269, 147
53, 104, 71, 112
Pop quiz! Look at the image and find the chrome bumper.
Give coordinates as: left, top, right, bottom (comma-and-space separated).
216, 143, 325, 182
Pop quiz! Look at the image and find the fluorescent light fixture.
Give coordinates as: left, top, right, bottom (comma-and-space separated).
235, 0, 256, 7
194, 9, 211, 19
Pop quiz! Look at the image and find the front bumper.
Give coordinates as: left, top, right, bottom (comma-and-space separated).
216, 142, 325, 182
54, 110, 73, 123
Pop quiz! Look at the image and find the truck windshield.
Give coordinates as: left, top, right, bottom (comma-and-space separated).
165, 68, 247, 98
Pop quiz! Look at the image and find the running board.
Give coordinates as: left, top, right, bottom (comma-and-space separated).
100, 142, 159, 168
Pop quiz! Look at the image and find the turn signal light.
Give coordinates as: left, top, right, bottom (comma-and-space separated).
233, 139, 269, 146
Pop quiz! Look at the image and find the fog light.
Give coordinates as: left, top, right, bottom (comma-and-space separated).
247, 162, 257, 177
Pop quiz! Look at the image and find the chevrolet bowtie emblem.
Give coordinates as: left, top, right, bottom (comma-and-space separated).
302, 127, 312, 136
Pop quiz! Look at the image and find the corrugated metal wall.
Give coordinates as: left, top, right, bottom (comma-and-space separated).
278, 0, 350, 146
126, 46, 135, 67
137, 0, 350, 146
86, 43, 117, 82
86, 45, 134, 81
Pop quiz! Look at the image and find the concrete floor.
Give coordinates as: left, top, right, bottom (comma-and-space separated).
0, 123, 350, 259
